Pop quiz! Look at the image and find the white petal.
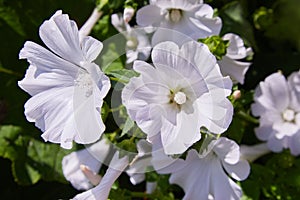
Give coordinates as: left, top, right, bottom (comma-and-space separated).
111, 13, 126, 33
188, 15, 222, 39
255, 72, 290, 112
39, 11, 84, 64
81, 36, 103, 62
72, 78, 105, 144
273, 122, 299, 137
152, 41, 210, 97
210, 162, 242, 200
160, 107, 202, 154
19, 41, 78, 77
73, 152, 128, 200
222, 160, 250, 181
151, 27, 194, 46
18, 65, 74, 96
169, 150, 211, 200
126, 50, 139, 64
136, 5, 163, 27
23, 87, 74, 146
213, 137, 240, 165
222, 33, 248, 60
126, 157, 150, 185
197, 97, 233, 134
218, 56, 251, 84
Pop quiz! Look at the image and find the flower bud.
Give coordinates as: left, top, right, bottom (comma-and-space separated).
232, 90, 241, 100
80, 164, 102, 186
123, 7, 135, 23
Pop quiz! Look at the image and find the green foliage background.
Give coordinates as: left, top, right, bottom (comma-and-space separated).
0, 0, 299, 199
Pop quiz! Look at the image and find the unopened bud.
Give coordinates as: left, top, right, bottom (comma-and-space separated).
123, 7, 135, 23
232, 90, 241, 100
80, 164, 102, 186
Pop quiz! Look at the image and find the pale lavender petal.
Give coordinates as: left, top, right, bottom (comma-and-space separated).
255, 125, 274, 141
267, 136, 285, 153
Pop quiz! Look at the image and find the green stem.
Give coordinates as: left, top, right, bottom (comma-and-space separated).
0, 67, 22, 77
109, 104, 124, 113
109, 76, 127, 84
130, 191, 154, 199
236, 110, 259, 125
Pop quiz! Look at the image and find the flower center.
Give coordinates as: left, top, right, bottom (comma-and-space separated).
74, 71, 93, 97
168, 9, 182, 23
282, 109, 295, 122
173, 91, 187, 105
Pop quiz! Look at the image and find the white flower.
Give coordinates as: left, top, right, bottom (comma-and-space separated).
122, 40, 233, 155
18, 10, 111, 149
136, 0, 222, 46
111, 13, 151, 64
62, 138, 111, 190
72, 151, 129, 200
218, 33, 252, 84
251, 71, 300, 155
154, 137, 250, 200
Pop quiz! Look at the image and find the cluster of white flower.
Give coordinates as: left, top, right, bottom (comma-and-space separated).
17, 0, 299, 199
252, 71, 300, 155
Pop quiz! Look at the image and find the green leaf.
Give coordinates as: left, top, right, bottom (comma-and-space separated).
0, 125, 72, 185
0, 2, 25, 37
98, 42, 125, 74
219, 1, 257, 50
121, 117, 135, 137
101, 101, 110, 122
0, 125, 22, 160
108, 69, 139, 84
198, 35, 229, 60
